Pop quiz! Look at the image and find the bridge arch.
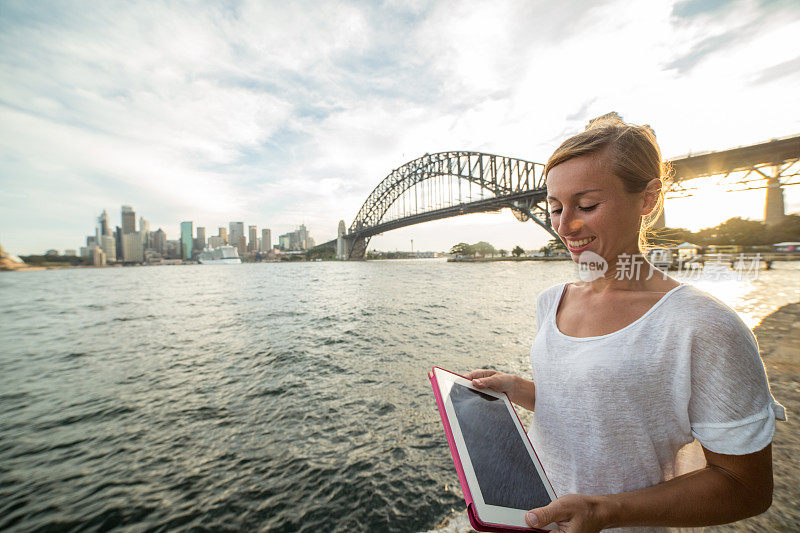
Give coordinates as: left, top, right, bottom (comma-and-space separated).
345, 151, 557, 259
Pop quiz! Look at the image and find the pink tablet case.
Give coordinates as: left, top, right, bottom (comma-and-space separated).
429, 366, 552, 533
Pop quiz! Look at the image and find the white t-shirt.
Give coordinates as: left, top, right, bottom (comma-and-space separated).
527, 282, 786, 533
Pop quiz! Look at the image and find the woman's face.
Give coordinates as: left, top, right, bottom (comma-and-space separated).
545, 153, 646, 264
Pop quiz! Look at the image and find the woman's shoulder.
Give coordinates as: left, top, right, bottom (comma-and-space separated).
536, 282, 568, 309
668, 284, 746, 323
666, 284, 757, 348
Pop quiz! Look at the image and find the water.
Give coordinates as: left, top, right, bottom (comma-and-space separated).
1, 260, 798, 532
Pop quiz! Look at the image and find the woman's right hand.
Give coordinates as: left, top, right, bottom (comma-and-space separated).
464, 369, 518, 394
464, 369, 535, 411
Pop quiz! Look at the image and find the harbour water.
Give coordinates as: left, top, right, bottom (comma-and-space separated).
1, 260, 798, 532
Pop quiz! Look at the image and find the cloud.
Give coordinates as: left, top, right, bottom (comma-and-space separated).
664, 0, 800, 74
663, 27, 745, 74
751, 55, 800, 85
565, 99, 598, 122
671, 0, 738, 21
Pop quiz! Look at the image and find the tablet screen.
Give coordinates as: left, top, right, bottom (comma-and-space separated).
449, 382, 551, 510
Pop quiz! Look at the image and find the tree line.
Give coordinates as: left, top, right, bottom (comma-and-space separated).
651, 215, 800, 247
449, 241, 528, 258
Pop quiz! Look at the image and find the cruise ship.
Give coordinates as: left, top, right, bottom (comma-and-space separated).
198, 245, 241, 265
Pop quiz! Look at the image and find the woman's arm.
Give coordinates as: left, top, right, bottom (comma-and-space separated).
525, 444, 773, 532
464, 370, 536, 411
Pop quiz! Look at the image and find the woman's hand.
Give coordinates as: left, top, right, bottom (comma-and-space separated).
463, 369, 536, 411
525, 494, 608, 533
464, 369, 517, 394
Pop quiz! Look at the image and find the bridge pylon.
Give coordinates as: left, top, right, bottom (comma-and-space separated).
765, 172, 785, 226
336, 220, 351, 259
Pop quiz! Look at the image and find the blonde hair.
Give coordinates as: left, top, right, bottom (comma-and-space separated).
545, 114, 670, 252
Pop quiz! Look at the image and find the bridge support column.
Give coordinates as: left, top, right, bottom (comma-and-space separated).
348, 237, 367, 260
336, 220, 350, 260
765, 170, 785, 226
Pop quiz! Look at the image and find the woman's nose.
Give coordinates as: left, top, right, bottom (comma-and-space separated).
556, 207, 585, 234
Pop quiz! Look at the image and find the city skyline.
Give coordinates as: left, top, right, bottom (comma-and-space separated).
58, 203, 325, 264
2, 1, 799, 255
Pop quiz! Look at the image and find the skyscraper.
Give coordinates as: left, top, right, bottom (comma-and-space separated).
121, 205, 136, 234
97, 210, 110, 239
101, 234, 116, 262
139, 217, 151, 248
261, 228, 271, 251
122, 231, 144, 262
219, 227, 228, 244
196, 227, 206, 251
248, 225, 258, 252
180, 221, 194, 260
153, 228, 167, 254
114, 226, 122, 261
229, 222, 244, 247
298, 224, 308, 249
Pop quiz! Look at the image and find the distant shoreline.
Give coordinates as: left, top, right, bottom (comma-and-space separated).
447, 256, 570, 262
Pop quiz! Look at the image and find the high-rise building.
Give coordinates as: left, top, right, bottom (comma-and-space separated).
279, 233, 291, 250
237, 235, 247, 256
121, 232, 144, 262
114, 227, 122, 261
229, 222, 244, 247
97, 210, 110, 243
152, 228, 167, 254
166, 239, 181, 259
219, 227, 228, 244
208, 235, 223, 249
261, 229, 272, 251
139, 217, 151, 248
195, 227, 206, 251
248, 225, 258, 252
180, 221, 193, 260
91, 246, 106, 266
121, 205, 136, 234
101, 235, 116, 262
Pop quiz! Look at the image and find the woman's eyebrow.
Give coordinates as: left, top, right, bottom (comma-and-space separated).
546, 188, 603, 201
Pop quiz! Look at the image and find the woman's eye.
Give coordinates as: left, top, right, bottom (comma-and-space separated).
550, 208, 562, 214
579, 204, 599, 212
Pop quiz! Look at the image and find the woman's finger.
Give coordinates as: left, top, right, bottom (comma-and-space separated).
464, 369, 493, 380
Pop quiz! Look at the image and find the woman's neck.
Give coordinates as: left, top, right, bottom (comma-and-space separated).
586, 250, 664, 292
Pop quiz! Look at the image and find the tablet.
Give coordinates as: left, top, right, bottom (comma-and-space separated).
430, 366, 557, 532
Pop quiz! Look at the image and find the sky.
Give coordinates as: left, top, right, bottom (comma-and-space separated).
1, 0, 799, 255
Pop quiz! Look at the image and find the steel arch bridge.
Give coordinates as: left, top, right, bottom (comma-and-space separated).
340, 151, 556, 260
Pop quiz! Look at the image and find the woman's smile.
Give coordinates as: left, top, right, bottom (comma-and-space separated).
564, 235, 596, 252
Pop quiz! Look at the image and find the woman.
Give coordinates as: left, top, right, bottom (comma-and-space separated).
466, 117, 786, 532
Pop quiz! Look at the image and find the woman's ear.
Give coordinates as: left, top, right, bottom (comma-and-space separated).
641, 179, 661, 215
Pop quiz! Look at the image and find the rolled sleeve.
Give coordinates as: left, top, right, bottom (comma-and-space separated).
691, 401, 787, 455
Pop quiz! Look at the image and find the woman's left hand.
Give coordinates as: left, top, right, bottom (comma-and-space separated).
525, 494, 608, 533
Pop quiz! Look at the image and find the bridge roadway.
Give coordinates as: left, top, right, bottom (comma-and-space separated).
667, 134, 800, 180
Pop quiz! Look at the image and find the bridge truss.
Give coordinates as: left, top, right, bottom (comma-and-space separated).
665, 134, 800, 198
345, 151, 554, 259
